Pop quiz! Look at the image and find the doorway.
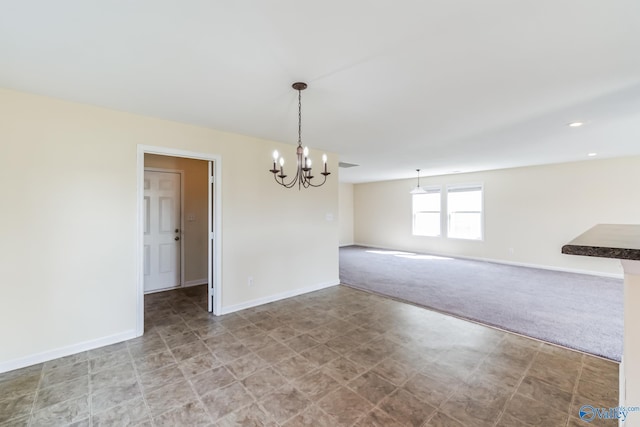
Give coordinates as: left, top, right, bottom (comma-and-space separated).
137, 145, 222, 337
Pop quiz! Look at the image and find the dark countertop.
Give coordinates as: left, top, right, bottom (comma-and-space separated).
562, 224, 640, 261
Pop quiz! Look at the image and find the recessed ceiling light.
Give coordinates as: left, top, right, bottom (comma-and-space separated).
568, 122, 584, 127
587, 152, 597, 157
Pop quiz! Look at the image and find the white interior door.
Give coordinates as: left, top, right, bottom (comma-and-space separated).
144, 170, 181, 293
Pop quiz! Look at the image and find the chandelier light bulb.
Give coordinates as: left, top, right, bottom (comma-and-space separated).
308, 159, 312, 168
322, 154, 327, 164
279, 157, 284, 167
303, 146, 309, 157
272, 150, 279, 161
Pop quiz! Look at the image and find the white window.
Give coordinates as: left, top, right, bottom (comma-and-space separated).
412, 187, 441, 236
447, 184, 483, 240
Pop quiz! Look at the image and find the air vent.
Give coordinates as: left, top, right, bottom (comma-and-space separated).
338, 162, 359, 168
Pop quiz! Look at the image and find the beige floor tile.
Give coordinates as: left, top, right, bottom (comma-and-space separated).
153, 400, 211, 426
170, 340, 210, 362
379, 388, 436, 427
503, 393, 569, 426
294, 370, 341, 400
285, 334, 321, 353
224, 353, 268, 380
190, 365, 236, 397
163, 331, 200, 349
440, 382, 512, 427
371, 356, 415, 386
355, 408, 404, 427
0, 285, 621, 427
0, 393, 35, 424
516, 375, 573, 414
347, 371, 396, 404
255, 342, 297, 365
317, 386, 373, 426
527, 357, 580, 393
34, 376, 88, 411
281, 405, 338, 427
139, 363, 184, 392
178, 352, 220, 378
239, 333, 279, 351
89, 361, 137, 391
91, 381, 142, 413
91, 397, 150, 427
216, 402, 277, 427
274, 354, 319, 380
30, 395, 89, 427
426, 411, 467, 427
0, 415, 30, 427
201, 381, 253, 422
40, 361, 88, 388
300, 344, 341, 368
144, 380, 197, 417
322, 356, 367, 384
402, 372, 458, 407
241, 366, 288, 399
202, 332, 238, 349
134, 349, 175, 374
88, 348, 131, 373
259, 384, 312, 424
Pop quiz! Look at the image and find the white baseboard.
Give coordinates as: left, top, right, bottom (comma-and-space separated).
0, 329, 137, 374
184, 279, 208, 287
351, 243, 624, 279
219, 280, 340, 315
339, 243, 355, 247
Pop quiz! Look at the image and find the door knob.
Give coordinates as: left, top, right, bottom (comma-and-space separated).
175, 229, 179, 233
175, 236, 180, 241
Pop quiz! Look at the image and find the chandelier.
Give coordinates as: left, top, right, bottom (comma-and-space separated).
269, 82, 330, 189
410, 169, 427, 194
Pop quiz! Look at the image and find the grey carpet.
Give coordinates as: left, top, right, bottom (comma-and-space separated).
339, 245, 623, 361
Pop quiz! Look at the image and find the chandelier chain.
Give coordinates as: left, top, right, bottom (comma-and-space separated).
297, 89, 302, 145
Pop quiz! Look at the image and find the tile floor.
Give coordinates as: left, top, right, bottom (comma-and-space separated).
0, 285, 619, 426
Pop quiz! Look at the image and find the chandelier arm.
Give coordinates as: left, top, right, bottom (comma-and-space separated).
305, 174, 328, 187
282, 173, 297, 188
283, 161, 302, 189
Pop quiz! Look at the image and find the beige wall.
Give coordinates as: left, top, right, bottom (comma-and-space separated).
144, 155, 208, 284
339, 183, 354, 246
354, 156, 640, 276
0, 88, 339, 369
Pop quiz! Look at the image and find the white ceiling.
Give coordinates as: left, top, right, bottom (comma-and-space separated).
1, 1, 639, 183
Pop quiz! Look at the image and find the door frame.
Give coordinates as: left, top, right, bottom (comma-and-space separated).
136, 145, 222, 337
143, 167, 185, 292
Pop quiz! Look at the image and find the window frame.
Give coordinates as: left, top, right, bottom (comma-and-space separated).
411, 185, 442, 237
445, 183, 484, 241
